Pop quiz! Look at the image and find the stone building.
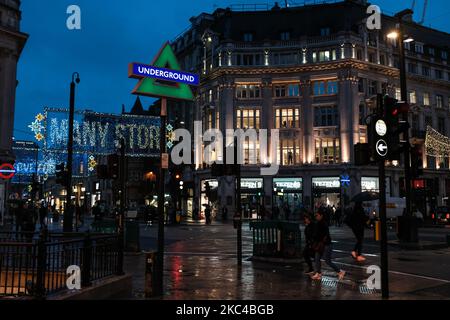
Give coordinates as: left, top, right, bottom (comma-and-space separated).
0, 0, 27, 222
169, 0, 450, 219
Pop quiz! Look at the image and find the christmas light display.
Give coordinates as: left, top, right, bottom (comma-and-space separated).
88, 155, 97, 172
44, 108, 161, 156
425, 125, 450, 157
166, 123, 174, 150
16, 108, 162, 183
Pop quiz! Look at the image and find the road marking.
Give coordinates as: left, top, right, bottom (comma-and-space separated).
334, 261, 450, 284
332, 249, 379, 257
164, 251, 253, 257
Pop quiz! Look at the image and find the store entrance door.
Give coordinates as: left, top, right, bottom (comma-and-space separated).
275, 193, 303, 220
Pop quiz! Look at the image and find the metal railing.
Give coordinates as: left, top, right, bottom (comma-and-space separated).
249, 221, 302, 258
0, 230, 120, 299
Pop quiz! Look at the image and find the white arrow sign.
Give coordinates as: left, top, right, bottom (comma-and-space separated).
376, 139, 388, 157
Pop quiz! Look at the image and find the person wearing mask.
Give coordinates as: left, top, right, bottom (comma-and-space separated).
311, 211, 345, 281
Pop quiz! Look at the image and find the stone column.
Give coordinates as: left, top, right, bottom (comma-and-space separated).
0, 49, 19, 163
261, 77, 273, 132
338, 72, 360, 163
301, 78, 314, 164
303, 170, 312, 210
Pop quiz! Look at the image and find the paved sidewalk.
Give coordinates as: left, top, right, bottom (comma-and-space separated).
123, 223, 450, 300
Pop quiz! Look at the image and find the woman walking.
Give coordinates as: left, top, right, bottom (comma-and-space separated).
310, 211, 345, 281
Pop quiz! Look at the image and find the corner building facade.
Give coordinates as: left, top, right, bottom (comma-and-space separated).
0, 0, 27, 221
171, 0, 450, 219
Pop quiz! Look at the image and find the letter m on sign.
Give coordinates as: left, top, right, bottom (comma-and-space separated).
129, 42, 194, 101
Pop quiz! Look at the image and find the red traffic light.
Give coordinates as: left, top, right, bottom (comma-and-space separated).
412, 179, 425, 189
175, 174, 181, 180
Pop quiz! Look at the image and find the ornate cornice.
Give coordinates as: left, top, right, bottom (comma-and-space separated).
202, 59, 400, 84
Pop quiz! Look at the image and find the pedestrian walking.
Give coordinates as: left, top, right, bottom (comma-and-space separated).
347, 202, 368, 262
310, 211, 345, 281
222, 206, 228, 221
39, 201, 47, 229
205, 205, 212, 225
303, 214, 315, 274
335, 206, 342, 227
193, 205, 199, 221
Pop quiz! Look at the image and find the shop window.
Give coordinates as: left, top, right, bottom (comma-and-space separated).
437, 95, 444, 108
313, 80, 338, 95
423, 92, 430, 106
277, 139, 301, 166
314, 106, 339, 127
236, 109, 260, 129
236, 85, 261, 99
315, 138, 340, 164
275, 108, 299, 129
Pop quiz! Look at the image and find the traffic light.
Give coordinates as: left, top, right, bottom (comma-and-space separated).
410, 145, 424, 178
107, 154, 120, 180
384, 96, 410, 160
55, 162, 67, 185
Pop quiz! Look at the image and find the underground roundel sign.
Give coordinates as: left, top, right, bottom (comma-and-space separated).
0, 163, 16, 180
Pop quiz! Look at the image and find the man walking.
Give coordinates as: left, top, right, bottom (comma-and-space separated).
348, 202, 368, 262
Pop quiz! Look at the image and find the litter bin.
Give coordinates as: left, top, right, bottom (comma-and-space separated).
125, 219, 140, 252
145, 252, 157, 298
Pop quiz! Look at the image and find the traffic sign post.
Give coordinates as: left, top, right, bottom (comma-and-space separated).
129, 42, 199, 297
367, 94, 389, 298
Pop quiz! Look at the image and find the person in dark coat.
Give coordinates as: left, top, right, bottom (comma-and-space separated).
222, 206, 228, 221
310, 211, 345, 281
205, 205, 211, 225
349, 202, 368, 262
39, 202, 48, 229
302, 214, 315, 274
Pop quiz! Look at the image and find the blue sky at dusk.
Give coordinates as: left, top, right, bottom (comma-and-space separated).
14, 0, 450, 141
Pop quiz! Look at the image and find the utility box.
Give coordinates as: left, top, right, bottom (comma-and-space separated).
125, 219, 140, 252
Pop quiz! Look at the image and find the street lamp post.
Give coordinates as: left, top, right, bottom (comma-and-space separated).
64, 72, 80, 233
388, 9, 418, 243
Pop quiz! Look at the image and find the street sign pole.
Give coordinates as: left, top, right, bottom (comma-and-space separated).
117, 138, 126, 275
64, 79, 76, 233
379, 158, 389, 299
155, 98, 167, 296
235, 138, 242, 266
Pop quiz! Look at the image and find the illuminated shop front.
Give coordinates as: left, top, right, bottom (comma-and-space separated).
312, 177, 341, 209
201, 179, 218, 217
273, 178, 303, 218
361, 177, 391, 195
240, 178, 264, 218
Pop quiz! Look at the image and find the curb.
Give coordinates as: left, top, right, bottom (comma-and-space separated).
388, 241, 449, 250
